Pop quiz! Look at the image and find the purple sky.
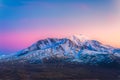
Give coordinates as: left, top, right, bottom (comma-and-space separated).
0, 0, 120, 54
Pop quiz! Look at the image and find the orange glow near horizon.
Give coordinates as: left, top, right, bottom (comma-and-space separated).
0, 0, 120, 54
0, 29, 120, 52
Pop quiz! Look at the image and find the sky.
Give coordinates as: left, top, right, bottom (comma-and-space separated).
0, 0, 120, 54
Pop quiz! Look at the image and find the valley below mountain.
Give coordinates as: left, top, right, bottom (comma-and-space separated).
0, 62, 120, 80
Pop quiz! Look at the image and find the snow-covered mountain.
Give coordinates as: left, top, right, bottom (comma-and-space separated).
0, 34, 120, 65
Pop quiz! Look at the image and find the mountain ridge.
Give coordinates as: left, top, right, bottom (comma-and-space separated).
0, 34, 120, 65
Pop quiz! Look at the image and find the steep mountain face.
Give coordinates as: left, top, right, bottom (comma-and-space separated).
0, 35, 120, 65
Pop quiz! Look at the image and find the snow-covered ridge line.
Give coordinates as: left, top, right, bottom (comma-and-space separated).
0, 34, 120, 65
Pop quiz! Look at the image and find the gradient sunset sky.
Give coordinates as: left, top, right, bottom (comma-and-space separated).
0, 0, 120, 54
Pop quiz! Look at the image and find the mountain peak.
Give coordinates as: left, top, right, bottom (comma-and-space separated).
67, 34, 90, 45
73, 34, 90, 40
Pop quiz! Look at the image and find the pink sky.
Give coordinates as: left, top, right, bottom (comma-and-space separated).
0, 0, 120, 53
